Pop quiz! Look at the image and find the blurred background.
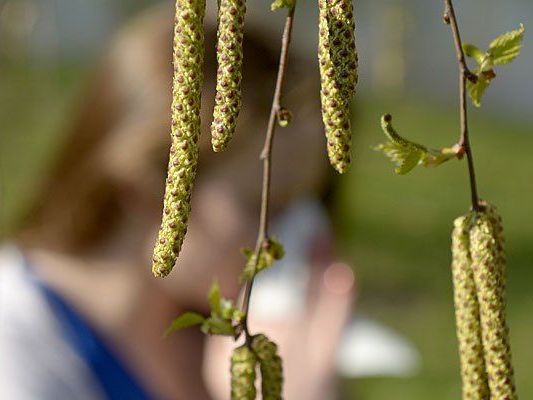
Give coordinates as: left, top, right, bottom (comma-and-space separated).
1, 0, 532, 399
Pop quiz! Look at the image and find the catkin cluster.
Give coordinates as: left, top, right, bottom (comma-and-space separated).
152, 0, 206, 278
451, 204, 517, 400
317, 0, 358, 173
231, 345, 258, 400
252, 334, 283, 400
211, 0, 247, 152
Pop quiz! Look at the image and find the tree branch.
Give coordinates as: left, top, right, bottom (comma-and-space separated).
240, 5, 296, 342
443, 0, 481, 211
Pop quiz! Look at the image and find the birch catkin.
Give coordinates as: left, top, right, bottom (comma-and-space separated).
152, 0, 206, 278
451, 214, 490, 400
252, 334, 283, 400
211, 0, 246, 152
231, 345, 257, 400
318, 0, 358, 173
470, 206, 517, 399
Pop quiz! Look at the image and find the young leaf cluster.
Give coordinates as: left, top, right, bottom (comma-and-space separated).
375, 114, 461, 175
241, 237, 285, 281
463, 24, 525, 107
165, 281, 244, 337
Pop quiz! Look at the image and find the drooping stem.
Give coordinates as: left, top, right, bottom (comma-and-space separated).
443, 0, 481, 211
240, 5, 296, 341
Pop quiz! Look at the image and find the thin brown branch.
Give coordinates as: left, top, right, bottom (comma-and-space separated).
443, 0, 481, 211
240, 5, 296, 342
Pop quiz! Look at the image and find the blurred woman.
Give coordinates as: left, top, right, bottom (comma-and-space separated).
0, 3, 354, 399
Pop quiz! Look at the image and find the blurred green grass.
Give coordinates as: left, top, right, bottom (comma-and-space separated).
336, 98, 533, 399
1, 67, 532, 399
0, 65, 85, 234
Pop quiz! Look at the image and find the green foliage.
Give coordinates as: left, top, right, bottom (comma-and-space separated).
271, 0, 295, 11
203, 282, 244, 336
463, 24, 525, 107
463, 44, 485, 65
375, 114, 461, 175
201, 315, 237, 336
466, 73, 492, 108
208, 280, 222, 315
241, 237, 285, 281
489, 24, 525, 66
164, 312, 205, 337
166, 281, 244, 338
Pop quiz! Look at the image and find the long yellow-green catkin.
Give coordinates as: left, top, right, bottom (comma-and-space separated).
211, 0, 246, 152
251, 334, 283, 400
231, 345, 257, 400
318, 0, 358, 173
152, 0, 206, 278
470, 205, 517, 399
451, 213, 490, 400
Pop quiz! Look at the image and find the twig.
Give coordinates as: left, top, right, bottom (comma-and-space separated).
443, 0, 481, 211
240, 5, 296, 342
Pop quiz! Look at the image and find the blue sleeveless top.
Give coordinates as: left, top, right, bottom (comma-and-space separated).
28, 262, 154, 400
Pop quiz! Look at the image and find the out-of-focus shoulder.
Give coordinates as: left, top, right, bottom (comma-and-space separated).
0, 244, 105, 400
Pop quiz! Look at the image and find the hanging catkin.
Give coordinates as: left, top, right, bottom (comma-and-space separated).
251, 334, 283, 400
470, 205, 517, 399
152, 0, 206, 278
451, 213, 490, 400
211, 0, 246, 152
231, 345, 258, 400
317, 0, 358, 173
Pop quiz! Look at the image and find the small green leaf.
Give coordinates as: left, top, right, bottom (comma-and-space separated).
165, 312, 205, 337
376, 114, 461, 174
488, 24, 525, 65
271, 0, 295, 11
240, 237, 285, 281
398, 147, 425, 175
376, 114, 428, 175
263, 237, 285, 264
208, 280, 221, 315
220, 299, 235, 319
219, 299, 245, 324
201, 316, 235, 336
463, 43, 485, 65
467, 72, 492, 107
